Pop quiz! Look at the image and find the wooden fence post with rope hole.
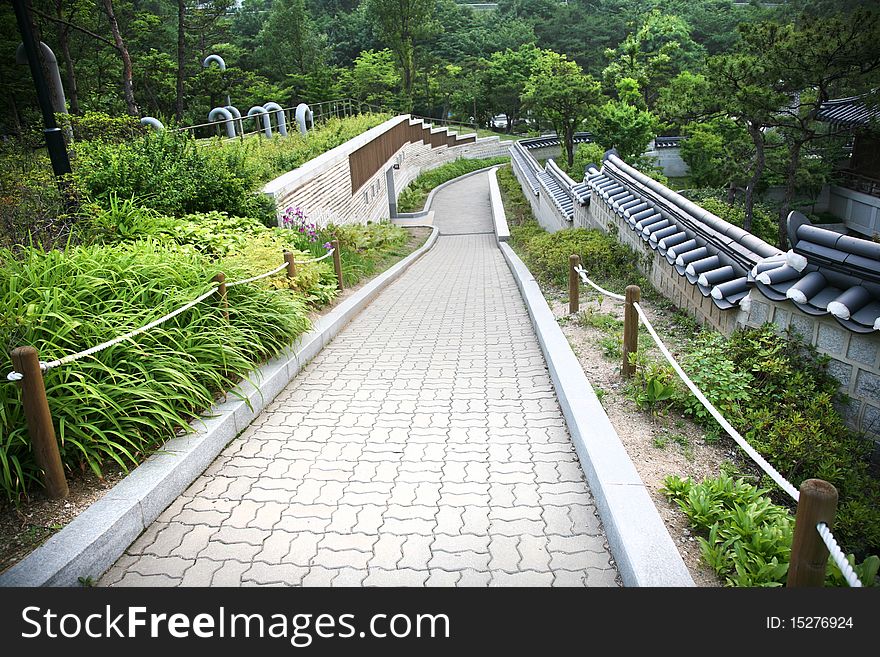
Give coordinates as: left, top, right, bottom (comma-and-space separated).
213, 272, 229, 321
284, 250, 296, 288
787, 479, 838, 587
622, 285, 641, 378
331, 239, 344, 290
10, 347, 68, 499
569, 254, 580, 314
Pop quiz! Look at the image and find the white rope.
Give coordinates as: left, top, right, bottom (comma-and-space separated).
816, 522, 863, 587
294, 248, 334, 265
225, 261, 288, 288
632, 301, 801, 502
574, 266, 625, 301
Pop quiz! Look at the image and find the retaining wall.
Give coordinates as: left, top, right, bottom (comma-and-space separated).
262, 115, 509, 226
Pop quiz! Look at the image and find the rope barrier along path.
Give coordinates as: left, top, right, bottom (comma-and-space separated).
225, 261, 289, 288
817, 522, 863, 587
574, 266, 625, 301
631, 301, 802, 502
5, 254, 314, 382
294, 248, 334, 265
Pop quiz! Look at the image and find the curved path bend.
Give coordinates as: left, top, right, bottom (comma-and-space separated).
100, 171, 618, 587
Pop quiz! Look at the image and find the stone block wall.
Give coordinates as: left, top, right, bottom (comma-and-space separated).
738, 293, 880, 443
262, 114, 509, 226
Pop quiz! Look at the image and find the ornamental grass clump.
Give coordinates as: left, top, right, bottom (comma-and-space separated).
0, 241, 309, 502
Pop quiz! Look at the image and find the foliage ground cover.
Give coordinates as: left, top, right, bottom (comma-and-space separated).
0, 113, 412, 504
396, 156, 510, 213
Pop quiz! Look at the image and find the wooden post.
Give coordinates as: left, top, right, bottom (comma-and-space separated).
331, 239, 343, 291
622, 285, 641, 378
568, 254, 580, 314
284, 251, 296, 288
787, 479, 838, 587
213, 272, 228, 321
10, 347, 68, 499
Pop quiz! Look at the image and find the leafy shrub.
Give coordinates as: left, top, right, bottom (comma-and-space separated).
512, 223, 641, 290
396, 156, 509, 212
72, 114, 390, 223
663, 474, 878, 587
679, 331, 753, 425
0, 242, 309, 502
680, 324, 880, 556
58, 111, 146, 143
559, 143, 606, 180
72, 129, 266, 219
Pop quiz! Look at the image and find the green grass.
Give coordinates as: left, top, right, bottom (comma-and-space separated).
396, 156, 510, 213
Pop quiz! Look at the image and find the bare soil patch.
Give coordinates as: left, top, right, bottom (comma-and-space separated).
543, 284, 752, 587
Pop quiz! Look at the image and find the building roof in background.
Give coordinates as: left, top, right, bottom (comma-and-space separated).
816, 94, 880, 129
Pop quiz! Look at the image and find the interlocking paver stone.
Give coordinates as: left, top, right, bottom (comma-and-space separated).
101, 172, 616, 587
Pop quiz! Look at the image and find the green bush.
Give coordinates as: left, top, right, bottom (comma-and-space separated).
680, 324, 880, 556
0, 241, 309, 502
72, 114, 390, 223
512, 223, 641, 290
396, 156, 509, 212
663, 474, 879, 587
495, 165, 533, 228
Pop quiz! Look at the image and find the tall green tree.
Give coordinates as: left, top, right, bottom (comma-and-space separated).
364, 0, 434, 108
482, 45, 540, 133
590, 78, 659, 162
523, 50, 601, 166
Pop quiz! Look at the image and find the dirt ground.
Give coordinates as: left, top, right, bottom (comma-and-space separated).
0, 227, 431, 577
545, 284, 749, 587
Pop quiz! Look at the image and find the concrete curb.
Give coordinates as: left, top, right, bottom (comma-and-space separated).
487, 167, 510, 242
495, 240, 693, 585
0, 225, 440, 587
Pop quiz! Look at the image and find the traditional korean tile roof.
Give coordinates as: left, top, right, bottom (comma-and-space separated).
816, 94, 880, 129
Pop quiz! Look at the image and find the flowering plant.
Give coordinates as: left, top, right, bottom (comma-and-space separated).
281, 206, 320, 243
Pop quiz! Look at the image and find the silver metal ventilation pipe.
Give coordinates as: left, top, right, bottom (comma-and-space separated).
208, 107, 236, 138
295, 103, 313, 135
139, 117, 165, 132
247, 105, 273, 137
263, 102, 287, 136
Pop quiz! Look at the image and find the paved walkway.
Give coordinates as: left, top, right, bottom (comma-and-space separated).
100, 172, 617, 587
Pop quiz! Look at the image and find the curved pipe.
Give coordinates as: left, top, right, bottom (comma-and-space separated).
16, 42, 67, 116
263, 102, 288, 136
247, 106, 273, 137
202, 54, 226, 71
295, 103, 313, 135
139, 117, 164, 132
208, 107, 236, 138
225, 105, 243, 136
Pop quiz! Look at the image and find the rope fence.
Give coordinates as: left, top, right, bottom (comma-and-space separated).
571, 261, 864, 587
5, 242, 345, 499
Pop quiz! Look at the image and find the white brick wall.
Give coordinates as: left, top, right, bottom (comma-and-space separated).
262, 115, 509, 226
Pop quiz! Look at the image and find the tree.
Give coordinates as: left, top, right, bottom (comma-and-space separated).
739, 10, 880, 247
602, 8, 705, 108
364, 0, 434, 108
523, 50, 601, 167
679, 116, 754, 201
590, 77, 658, 163
101, 0, 138, 116
343, 49, 400, 109
254, 0, 326, 84
482, 45, 540, 133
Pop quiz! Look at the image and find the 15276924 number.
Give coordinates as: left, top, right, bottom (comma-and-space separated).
766, 617, 854, 630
